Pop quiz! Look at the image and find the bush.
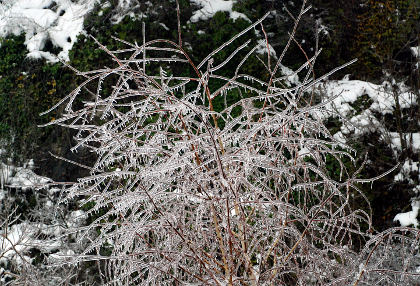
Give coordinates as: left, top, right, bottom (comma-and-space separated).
44, 1, 420, 285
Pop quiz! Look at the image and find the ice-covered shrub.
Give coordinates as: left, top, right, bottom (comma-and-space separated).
43, 1, 420, 285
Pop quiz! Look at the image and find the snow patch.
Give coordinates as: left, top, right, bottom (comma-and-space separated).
255, 39, 277, 58
0, 223, 33, 264
269, 63, 300, 87
411, 46, 420, 58
0, 0, 97, 62
393, 200, 420, 228
66, 210, 87, 228
316, 18, 330, 37
315, 80, 418, 142
190, 0, 249, 23
394, 160, 419, 182
1, 161, 50, 190
384, 132, 420, 154
254, 40, 300, 86
109, 0, 146, 24
8, 167, 50, 190
316, 80, 417, 117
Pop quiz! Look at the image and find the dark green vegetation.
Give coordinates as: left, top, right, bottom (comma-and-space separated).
0, 0, 418, 231
0, 35, 61, 163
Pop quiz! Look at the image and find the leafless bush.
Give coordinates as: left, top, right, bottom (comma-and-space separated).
42, 1, 420, 285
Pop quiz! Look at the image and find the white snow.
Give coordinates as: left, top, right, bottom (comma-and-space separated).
316, 80, 417, 117
0, 223, 33, 265
384, 132, 420, 155
393, 200, 420, 228
0, 156, 80, 273
256, 39, 277, 58
414, 185, 420, 195
8, 167, 51, 190
1, 161, 50, 190
0, 0, 97, 62
277, 63, 300, 87
0, 221, 68, 267
316, 18, 330, 37
254, 40, 299, 86
341, 110, 381, 137
66, 210, 87, 228
394, 160, 420, 182
315, 79, 418, 142
108, 0, 146, 24
411, 46, 420, 58
297, 147, 310, 156
190, 0, 250, 23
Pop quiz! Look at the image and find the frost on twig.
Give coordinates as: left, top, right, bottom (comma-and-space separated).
43, 1, 420, 285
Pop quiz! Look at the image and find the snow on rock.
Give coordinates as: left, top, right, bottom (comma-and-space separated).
393, 200, 420, 228
49, 1, 92, 61
316, 80, 373, 118
0, 222, 66, 267
341, 110, 381, 137
278, 63, 300, 86
0, 157, 78, 275
190, 0, 250, 23
0, 0, 98, 62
